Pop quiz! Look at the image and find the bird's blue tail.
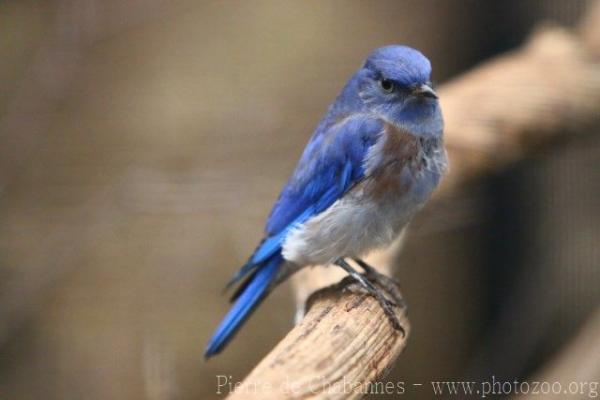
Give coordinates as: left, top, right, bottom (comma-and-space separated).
204, 252, 283, 358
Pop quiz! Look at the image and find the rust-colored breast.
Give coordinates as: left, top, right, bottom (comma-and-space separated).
364, 123, 421, 200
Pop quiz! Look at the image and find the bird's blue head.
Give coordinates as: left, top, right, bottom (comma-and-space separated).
356, 45, 442, 137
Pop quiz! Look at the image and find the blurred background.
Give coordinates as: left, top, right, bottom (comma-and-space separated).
0, 1, 598, 399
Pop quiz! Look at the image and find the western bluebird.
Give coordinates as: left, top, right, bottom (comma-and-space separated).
205, 45, 447, 358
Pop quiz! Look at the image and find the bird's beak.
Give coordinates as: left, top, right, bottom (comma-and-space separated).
413, 83, 438, 99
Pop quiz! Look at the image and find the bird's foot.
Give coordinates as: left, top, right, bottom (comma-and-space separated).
335, 258, 406, 335
353, 258, 406, 309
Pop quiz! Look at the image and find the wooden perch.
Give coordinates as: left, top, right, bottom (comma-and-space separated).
228, 4, 600, 399
227, 277, 409, 400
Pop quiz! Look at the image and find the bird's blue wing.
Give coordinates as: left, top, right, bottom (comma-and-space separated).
266, 116, 382, 235
226, 115, 383, 287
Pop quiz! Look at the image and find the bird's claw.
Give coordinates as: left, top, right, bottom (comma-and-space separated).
353, 258, 406, 309
335, 258, 406, 335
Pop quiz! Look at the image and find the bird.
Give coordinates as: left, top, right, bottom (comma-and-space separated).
204, 45, 447, 358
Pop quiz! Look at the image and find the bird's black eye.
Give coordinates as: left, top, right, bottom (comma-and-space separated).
379, 79, 394, 93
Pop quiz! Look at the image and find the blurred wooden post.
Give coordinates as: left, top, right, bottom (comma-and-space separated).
228, 3, 600, 399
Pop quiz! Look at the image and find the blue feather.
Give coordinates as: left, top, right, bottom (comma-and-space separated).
266, 115, 382, 235
205, 252, 283, 358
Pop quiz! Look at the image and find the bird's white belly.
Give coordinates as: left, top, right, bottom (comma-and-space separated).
281, 176, 432, 266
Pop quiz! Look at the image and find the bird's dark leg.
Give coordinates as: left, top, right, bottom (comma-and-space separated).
334, 258, 403, 333
353, 258, 406, 309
